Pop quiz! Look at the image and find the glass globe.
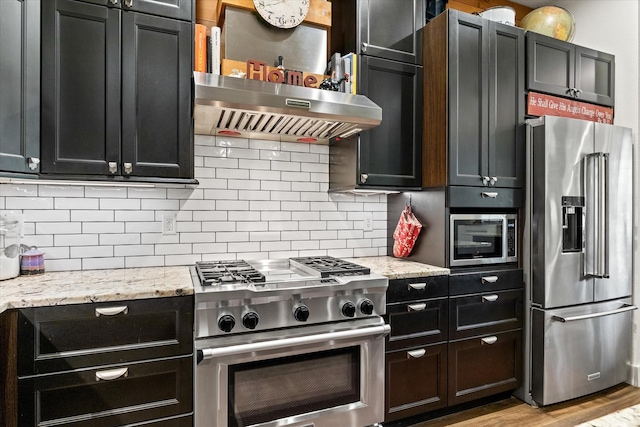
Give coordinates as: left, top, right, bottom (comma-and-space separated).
520, 6, 576, 42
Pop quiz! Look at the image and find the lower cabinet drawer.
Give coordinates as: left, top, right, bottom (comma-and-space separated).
385, 343, 447, 422
448, 330, 522, 406
18, 356, 193, 427
385, 297, 448, 351
18, 296, 194, 376
449, 289, 523, 340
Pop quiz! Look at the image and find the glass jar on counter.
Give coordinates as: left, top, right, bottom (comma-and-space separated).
0, 220, 21, 280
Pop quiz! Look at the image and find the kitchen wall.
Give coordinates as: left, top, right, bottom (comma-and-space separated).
0, 135, 388, 272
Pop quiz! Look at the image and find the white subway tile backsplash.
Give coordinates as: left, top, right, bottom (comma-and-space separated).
0, 138, 388, 272
100, 198, 140, 210
36, 222, 82, 235
6, 197, 53, 210
39, 185, 85, 197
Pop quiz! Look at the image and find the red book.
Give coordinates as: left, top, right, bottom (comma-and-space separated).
194, 24, 207, 72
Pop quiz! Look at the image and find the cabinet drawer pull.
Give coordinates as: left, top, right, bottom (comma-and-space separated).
407, 303, 426, 312
95, 367, 128, 381
481, 192, 498, 198
408, 283, 427, 290
481, 276, 498, 284
95, 306, 128, 317
481, 336, 498, 345
482, 295, 499, 302
407, 349, 426, 359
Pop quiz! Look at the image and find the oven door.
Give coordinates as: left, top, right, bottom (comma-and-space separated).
195, 318, 390, 427
450, 213, 516, 267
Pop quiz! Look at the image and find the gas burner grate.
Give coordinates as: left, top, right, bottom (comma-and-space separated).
290, 256, 370, 278
196, 260, 265, 286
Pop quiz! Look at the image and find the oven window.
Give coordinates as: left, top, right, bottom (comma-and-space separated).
453, 219, 503, 260
228, 347, 360, 427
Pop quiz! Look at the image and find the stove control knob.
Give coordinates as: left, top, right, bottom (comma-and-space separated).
360, 299, 375, 315
341, 301, 356, 317
218, 315, 236, 333
242, 312, 260, 330
293, 305, 310, 322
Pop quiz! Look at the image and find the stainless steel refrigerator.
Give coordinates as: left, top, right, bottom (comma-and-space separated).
518, 115, 636, 406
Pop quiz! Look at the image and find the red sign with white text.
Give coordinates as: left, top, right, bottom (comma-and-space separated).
527, 91, 614, 124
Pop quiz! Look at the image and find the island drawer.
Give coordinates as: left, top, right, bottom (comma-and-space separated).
17, 296, 194, 376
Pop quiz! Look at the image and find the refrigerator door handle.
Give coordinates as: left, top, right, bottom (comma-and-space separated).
600, 153, 609, 278
584, 154, 598, 277
551, 304, 637, 323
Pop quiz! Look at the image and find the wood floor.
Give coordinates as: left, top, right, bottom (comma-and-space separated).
405, 384, 640, 427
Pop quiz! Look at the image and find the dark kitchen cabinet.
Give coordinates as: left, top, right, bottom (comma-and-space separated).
422, 9, 525, 189
0, 0, 40, 175
331, 0, 424, 65
329, 56, 423, 190
329, 0, 423, 191
526, 32, 615, 107
40, 0, 194, 181
76, 0, 192, 21
2, 296, 194, 427
384, 275, 449, 421
447, 267, 523, 406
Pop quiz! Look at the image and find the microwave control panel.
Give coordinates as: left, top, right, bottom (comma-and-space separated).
507, 218, 517, 257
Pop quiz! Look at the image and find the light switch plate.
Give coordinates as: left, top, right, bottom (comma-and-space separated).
363, 212, 373, 231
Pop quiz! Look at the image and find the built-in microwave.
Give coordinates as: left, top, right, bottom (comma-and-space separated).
450, 213, 517, 267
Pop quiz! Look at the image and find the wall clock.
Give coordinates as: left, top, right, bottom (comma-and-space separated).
253, 0, 310, 29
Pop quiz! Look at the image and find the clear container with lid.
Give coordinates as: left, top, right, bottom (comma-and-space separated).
0, 219, 21, 280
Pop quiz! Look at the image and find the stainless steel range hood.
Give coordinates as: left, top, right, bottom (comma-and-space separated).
193, 72, 382, 143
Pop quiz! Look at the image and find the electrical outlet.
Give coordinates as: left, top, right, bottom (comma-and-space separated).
162, 214, 177, 235
363, 212, 373, 231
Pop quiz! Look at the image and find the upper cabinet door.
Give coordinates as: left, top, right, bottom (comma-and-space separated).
525, 32, 574, 98
574, 46, 615, 107
358, 0, 424, 64
0, 0, 40, 174
526, 32, 614, 107
488, 21, 525, 188
40, 0, 121, 176
331, 0, 424, 64
126, 0, 192, 21
121, 12, 193, 179
447, 11, 489, 187
358, 56, 422, 188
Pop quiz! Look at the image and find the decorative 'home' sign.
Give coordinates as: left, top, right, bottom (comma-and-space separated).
527, 91, 613, 124
246, 59, 318, 88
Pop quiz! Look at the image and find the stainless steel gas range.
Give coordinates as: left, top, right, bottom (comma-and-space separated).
191, 256, 390, 427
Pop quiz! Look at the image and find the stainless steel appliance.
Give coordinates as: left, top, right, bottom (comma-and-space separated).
449, 213, 517, 267
519, 116, 636, 406
192, 256, 390, 427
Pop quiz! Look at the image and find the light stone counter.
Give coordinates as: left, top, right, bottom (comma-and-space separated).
348, 256, 449, 280
0, 266, 193, 314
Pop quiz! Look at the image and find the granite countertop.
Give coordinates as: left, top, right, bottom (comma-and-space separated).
0, 266, 193, 314
347, 256, 449, 280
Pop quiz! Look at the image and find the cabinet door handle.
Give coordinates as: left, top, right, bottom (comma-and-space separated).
27, 157, 40, 170
481, 192, 498, 198
408, 283, 426, 290
482, 176, 490, 186
490, 177, 497, 186
574, 88, 582, 98
481, 336, 498, 345
109, 0, 118, 4
95, 367, 128, 381
124, 0, 133, 7
123, 162, 133, 174
360, 173, 368, 183
481, 276, 498, 284
407, 303, 426, 312
95, 306, 128, 317
407, 348, 426, 359
108, 162, 118, 174
482, 294, 499, 302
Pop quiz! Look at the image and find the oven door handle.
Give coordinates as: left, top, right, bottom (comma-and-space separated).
198, 324, 391, 362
